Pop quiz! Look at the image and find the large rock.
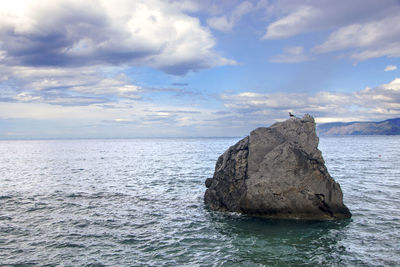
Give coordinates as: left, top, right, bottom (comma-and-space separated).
204, 114, 351, 220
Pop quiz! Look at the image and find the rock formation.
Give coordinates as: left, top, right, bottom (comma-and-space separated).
204, 114, 351, 220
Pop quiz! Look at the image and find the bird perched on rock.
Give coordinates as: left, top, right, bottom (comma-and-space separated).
289, 112, 295, 117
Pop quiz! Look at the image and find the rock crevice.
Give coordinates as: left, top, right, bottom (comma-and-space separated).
204, 114, 351, 220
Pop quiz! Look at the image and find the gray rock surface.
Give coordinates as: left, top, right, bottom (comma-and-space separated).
204, 114, 351, 220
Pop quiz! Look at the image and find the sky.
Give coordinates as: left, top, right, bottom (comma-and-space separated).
1, 0, 400, 139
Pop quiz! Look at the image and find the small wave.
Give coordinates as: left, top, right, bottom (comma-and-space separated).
26, 206, 49, 212
54, 242, 86, 248
120, 238, 140, 245
71, 168, 85, 171
66, 192, 87, 198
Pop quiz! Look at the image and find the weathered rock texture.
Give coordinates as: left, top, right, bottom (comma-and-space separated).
204, 114, 351, 220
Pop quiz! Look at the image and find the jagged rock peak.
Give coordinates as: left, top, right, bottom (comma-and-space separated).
204, 114, 351, 220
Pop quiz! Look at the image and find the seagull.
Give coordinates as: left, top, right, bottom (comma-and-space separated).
289, 112, 295, 117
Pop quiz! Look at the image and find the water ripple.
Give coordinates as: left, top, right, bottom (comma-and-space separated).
0, 137, 399, 266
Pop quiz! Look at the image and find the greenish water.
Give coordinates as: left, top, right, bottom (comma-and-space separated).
0, 137, 399, 266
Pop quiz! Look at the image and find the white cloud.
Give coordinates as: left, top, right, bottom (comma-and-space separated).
0, 61, 206, 108
270, 46, 310, 63
14, 92, 41, 102
263, 1, 400, 62
384, 65, 397, 72
207, 1, 254, 32
313, 14, 400, 61
220, 77, 400, 123
0, 95, 227, 138
263, 6, 320, 39
0, 0, 234, 75
0, 64, 146, 106
262, 1, 395, 39
349, 44, 400, 61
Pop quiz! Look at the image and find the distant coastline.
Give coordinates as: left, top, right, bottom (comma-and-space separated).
317, 118, 400, 136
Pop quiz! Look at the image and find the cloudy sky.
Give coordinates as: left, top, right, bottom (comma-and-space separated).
1, 0, 400, 138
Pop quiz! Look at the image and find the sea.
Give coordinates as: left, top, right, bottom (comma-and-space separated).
0, 136, 399, 266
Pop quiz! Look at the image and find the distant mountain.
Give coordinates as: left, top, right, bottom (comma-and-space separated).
317, 118, 400, 136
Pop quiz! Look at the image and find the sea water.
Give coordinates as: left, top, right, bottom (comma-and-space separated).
0, 136, 399, 266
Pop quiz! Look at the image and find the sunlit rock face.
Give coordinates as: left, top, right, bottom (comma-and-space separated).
204, 114, 351, 220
